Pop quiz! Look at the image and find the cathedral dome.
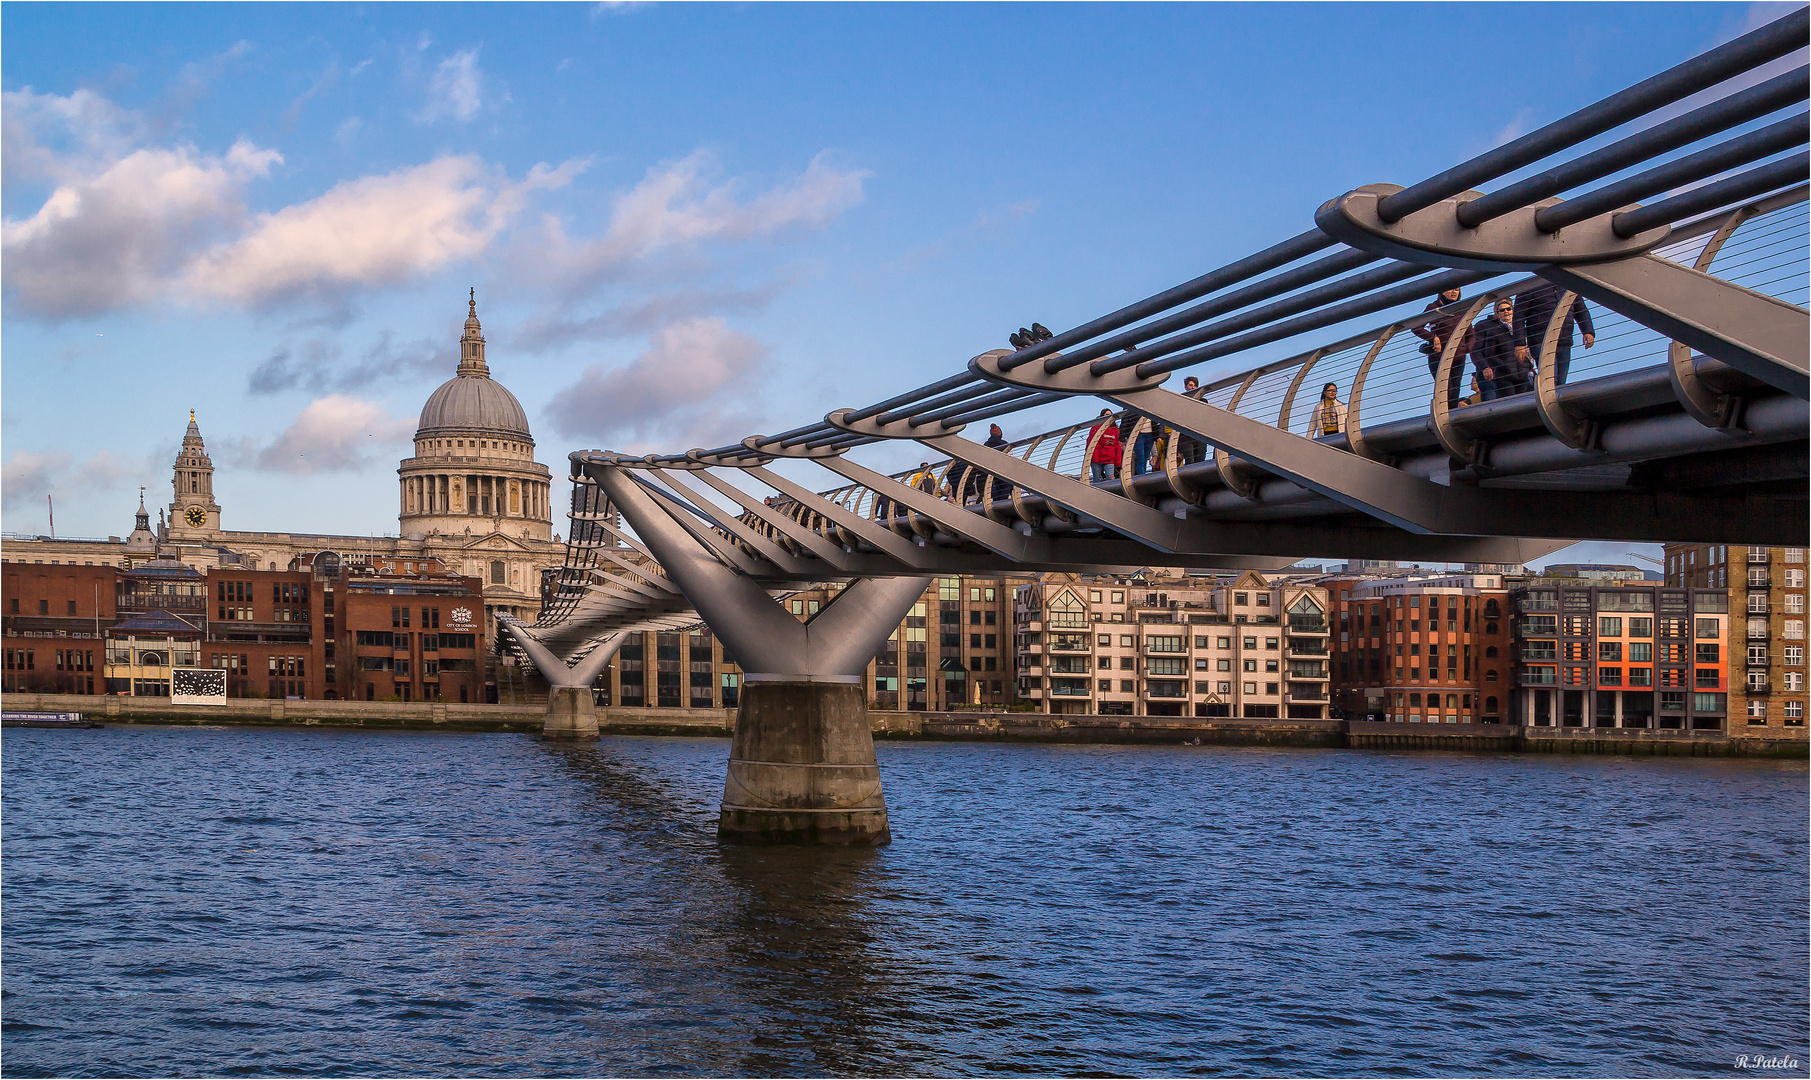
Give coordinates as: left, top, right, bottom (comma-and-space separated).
417, 375, 532, 438
414, 293, 533, 440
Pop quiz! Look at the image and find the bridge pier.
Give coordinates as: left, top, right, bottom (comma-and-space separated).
589, 461, 928, 844
502, 624, 627, 740
722, 677, 888, 844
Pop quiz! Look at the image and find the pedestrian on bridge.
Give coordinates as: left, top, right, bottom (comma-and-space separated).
1089, 409, 1122, 481
1513, 283, 1595, 386
1470, 297, 1527, 400
984, 423, 1013, 503
1176, 377, 1206, 464
1309, 382, 1348, 439
1412, 287, 1475, 377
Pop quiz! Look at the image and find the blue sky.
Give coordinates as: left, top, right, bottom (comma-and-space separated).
0, 2, 1791, 568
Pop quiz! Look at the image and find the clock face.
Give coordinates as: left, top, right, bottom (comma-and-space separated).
184, 506, 207, 527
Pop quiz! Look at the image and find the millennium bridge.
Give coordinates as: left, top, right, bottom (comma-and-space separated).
504, 11, 1810, 844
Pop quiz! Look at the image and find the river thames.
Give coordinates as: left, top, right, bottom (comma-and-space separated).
3, 725, 1805, 1077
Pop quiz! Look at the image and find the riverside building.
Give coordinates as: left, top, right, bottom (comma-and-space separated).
1510, 581, 1728, 729
1663, 544, 1808, 738
1325, 572, 1512, 723
1012, 571, 1331, 719
1, 554, 486, 703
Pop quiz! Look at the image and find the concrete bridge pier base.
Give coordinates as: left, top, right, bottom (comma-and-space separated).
542, 686, 600, 740
720, 676, 888, 845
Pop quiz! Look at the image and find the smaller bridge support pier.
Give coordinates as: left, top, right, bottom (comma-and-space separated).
590, 461, 929, 844
503, 625, 627, 740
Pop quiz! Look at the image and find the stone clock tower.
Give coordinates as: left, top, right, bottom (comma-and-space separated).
169, 410, 222, 538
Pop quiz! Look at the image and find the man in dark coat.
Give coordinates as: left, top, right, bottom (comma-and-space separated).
1469, 297, 1526, 399
1513, 282, 1595, 385
983, 423, 1012, 504
1411, 287, 1475, 378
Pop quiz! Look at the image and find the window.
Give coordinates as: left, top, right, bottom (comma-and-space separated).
1628, 667, 1651, 686
1256, 594, 1270, 607
1748, 700, 1769, 721
1695, 643, 1720, 664
1787, 645, 1805, 667
1696, 619, 1721, 639
1788, 594, 1806, 614
790, 600, 804, 615
1264, 637, 1278, 650
1090, 590, 1102, 603
490, 560, 506, 585
1097, 635, 1111, 647
1784, 549, 1805, 563
1217, 637, 1231, 649
1788, 620, 1807, 640
1234, 592, 1248, 606
1147, 635, 1185, 653
1695, 668, 1720, 688
1787, 569, 1806, 588
1243, 682, 1257, 695
1599, 667, 1622, 686
1242, 637, 1257, 650
1629, 642, 1652, 662
1599, 616, 1622, 637
1243, 659, 1257, 672
1694, 692, 1725, 713
1599, 642, 1622, 662
1217, 659, 1231, 671
1629, 617, 1652, 638
1111, 591, 1124, 603
1786, 701, 1805, 721
1217, 681, 1231, 694
1119, 635, 1134, 647
1098, 680, 1111, 693
1787, 672, 1805, 692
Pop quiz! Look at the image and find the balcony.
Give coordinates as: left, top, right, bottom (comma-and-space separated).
1286, 686, 1327, 702
1521, 647, 1558, 662
1749, 625, 1770, 640
1286, 641, 1328, 656
1747, 679, 1772, 694
1520, 670, 1558, 686
1519, 598, 1559, 612
1748, 573, 1772, 589
1287, 616, 1329, 635
1049, 685, 1091, 697
1286, 663, 1329, 681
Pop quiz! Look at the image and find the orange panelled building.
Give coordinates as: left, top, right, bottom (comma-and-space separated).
1510, 583, 1728, 729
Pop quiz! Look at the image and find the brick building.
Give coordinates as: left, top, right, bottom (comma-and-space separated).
1663, 544, 1808, 736
1327, 573, 1512, 723
1511, 582, 1728, 729
1, 552, 486, 704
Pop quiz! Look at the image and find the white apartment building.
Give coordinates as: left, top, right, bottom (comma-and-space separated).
1013, 570, 1331, 718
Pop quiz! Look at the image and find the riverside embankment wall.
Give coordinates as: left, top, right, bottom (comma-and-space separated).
4, 694, 1805, 757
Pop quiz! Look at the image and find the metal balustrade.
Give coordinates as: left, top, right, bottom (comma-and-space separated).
506, 12, 1811, 677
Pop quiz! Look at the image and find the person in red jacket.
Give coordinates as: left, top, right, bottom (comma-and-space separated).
1089, 409, 1122, 482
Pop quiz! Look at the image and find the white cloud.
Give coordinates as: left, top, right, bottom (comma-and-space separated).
249, 395, 415, 474
545, 317, 768, 446
182, 155, 580, 307
0, 449, 144, 529
2, 449, 71, 512
2, 83, 583, 319
2, 139, 281, 318
2, 86, 147, 184
524, 150, 868, 295
420, 48, 488, 123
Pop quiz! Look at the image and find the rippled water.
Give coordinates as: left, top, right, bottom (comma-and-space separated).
3, 725, 1806, 1077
